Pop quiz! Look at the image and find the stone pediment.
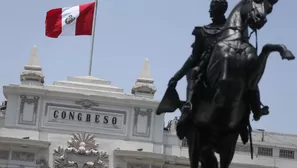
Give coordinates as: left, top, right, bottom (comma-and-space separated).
53, 132, 109, 168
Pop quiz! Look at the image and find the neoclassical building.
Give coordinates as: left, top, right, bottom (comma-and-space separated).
0, 46, 297, 168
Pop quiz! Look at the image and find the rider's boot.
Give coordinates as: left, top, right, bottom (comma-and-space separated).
249, 87, 269, 121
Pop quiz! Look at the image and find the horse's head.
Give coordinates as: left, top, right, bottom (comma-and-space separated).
244, 0, 278, 30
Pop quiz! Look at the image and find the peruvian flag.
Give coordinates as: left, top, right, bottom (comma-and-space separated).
45, 2, 95, 38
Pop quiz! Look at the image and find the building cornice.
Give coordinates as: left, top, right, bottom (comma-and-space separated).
0, 136, 50, 148
3, 84, 160, 108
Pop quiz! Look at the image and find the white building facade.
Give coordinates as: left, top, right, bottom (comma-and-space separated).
0, 46, 297, 168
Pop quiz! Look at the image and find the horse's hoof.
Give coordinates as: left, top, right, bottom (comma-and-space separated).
253, 117, 260, 121
261, 106, 270, 115
282, 50, 295, 60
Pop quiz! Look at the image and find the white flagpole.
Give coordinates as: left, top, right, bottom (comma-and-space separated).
88, 0, 99, 76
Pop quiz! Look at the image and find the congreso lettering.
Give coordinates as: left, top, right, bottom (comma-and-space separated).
53, 110, 118, 124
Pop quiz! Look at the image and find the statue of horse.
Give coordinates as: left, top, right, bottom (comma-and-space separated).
156, 0, 294, 168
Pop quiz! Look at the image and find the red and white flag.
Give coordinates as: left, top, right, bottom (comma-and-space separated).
45, 2, 95, 38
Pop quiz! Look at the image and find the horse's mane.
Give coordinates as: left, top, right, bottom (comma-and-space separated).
221, 0, 246, 30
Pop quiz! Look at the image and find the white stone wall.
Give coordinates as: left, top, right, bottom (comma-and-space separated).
1, 80, 297, 168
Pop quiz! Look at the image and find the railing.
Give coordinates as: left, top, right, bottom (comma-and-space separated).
180, 138, 296, 160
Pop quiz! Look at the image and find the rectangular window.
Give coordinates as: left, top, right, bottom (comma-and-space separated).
11, 151, 35, 162
258, 147, 273, 157
181, 138, 188, 147
279, 149, 295, 159
0, 150, 9, 160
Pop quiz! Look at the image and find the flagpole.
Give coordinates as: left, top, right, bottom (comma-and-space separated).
88, 0, 99, 76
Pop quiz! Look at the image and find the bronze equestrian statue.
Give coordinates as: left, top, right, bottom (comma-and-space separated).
156, 0, 294, 168
169, 0, 269, 141
172, 0, 269, 137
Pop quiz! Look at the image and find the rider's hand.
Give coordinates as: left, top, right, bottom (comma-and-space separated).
182, 101, 192, 112
168, 77, 178, 88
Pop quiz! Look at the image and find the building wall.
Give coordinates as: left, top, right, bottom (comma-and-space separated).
176, 133, 297, 168
0, 83, 163, 167
1, 83, 297, 168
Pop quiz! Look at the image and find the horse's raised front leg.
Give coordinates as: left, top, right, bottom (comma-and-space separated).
249, 44, 295, 88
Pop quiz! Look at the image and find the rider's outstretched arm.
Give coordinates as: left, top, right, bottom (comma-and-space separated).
172, 27, 204, 81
